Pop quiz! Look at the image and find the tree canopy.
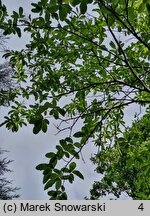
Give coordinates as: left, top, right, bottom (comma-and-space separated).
90, 112, 150, 199
0, 0, 150, 199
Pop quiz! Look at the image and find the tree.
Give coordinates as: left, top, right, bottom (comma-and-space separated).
0, 149, 20, 199
0, 0, 149, 199
90, 111, 150, 200
0, 32, 20, 199
0, 32, 15, 106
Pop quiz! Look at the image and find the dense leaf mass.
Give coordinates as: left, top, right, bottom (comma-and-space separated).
90, 112, 150, 199
0, 0, 150, 199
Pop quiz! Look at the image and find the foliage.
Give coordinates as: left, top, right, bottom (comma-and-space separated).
0, 149, 20, 199
0, 33, 16, 106
90, 112, 150, 199
0, 0, 150, 199
0, 62, 16, 106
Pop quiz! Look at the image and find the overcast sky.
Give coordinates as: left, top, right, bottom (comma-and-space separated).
0, 0, 145, 200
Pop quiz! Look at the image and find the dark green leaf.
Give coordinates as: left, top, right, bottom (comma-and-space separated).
60, 139, 66, 146
50, 157, 58, 168
74, 142, 81, 148
36, 163, 48, 171
54, 169, 62, 177
41, 119, 49, 133
80, 2, 87, 14
60, 192, 67, 200
110, 41, 116, 49
74, 131, 85, 138
61, 167, 70, 173
43, 172, 51, 184
45, 152, 56, 158
64, 151, 70, 158
65, 137, 73, 143
73, 170, 84, 179
33, 123, 42, 134
19, 7, 23, 17
55, 178, 61, 190
62, 175, 70, 180
48, 5, 59, 13
71, 0, 81, 6
44, 179, 56, 190
69, 162, 76, 171
68, 173, 74, 183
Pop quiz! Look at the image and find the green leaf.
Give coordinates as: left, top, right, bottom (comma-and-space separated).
60, 192, 67, 200
45, 152, 56, 158
71, 0, 81, 6
33, 123, 42, 134
44, 179, 56, 190
58, 107, 66, 116
48, 190, 63, 199
74, 142, 81, 148
107, 16, 115, 27
68, 173, 74, 183
62, 175, 70, 180
65, 137, 73, 143
73, 170, 84, 179
48, 5, 59, 13
12, 11, 19, 24
146, 3, 150, 12
56, 145, 64, 159
61, 167, 70, 173
138, 3, 146, 13
61, 185, 65, 192
31, 3, 42, 13
74, 153, 80, 159
110, 41, 116, 49
41, 119, 49, 133
54, 169, 62, 176
69, 162, 76, 171
55, 178, 61, 190
64, 151, 70, 158
50, 109, 59, 119
43, 172, 52, 184
80, 2, 87, 14
74, 131, 85, 138
65, 144, 74, 152
36, 163, 48, 171
19, 7, 23, 17
50, 157, 58, 168
60, 139, 66, 146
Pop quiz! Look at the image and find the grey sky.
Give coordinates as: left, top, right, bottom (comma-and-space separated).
0, 0, 145, 200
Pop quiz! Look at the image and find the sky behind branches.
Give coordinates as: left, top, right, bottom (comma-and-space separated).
0, 0, 145, 200
0, 1, 100, 200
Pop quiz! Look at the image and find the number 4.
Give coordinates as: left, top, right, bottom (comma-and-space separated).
138, 203, 144, 211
